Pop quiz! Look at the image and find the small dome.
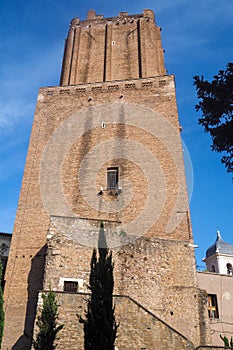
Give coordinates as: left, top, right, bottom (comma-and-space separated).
206, 231, 233, 258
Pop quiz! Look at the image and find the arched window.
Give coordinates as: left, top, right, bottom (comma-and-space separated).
227, 263, 233, 275
211, 264, 216, 272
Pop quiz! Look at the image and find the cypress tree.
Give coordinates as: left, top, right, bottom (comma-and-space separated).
83, 222, 118, 350
33, 289, 63, 350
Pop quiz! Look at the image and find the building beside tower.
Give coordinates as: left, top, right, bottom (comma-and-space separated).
198, 231, 233, 346
203, 230, 233, 275
3, 8, 232, 349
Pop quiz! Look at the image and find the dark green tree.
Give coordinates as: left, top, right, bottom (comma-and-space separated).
194, 62, 233, 174
0, 260, 4, 348
82, 222, 118, 350
33, 290, 63, 350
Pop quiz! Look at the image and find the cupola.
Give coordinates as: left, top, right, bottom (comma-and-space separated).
204, 230, 233, 274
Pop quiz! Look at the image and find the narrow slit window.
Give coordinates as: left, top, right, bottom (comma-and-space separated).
107, 167, 118, 190
207, 294, 219, 319
63, 281, 78, 293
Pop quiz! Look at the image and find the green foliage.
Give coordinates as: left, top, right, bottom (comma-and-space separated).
82, 222, 118, 350
194, 62, 233, 174
220, 334, 233, 349
0, 261, 4, 348
33, 290, 63, 350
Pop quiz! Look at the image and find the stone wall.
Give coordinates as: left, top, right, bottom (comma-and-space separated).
35, 291, 194, 350
43, 228, 210, 347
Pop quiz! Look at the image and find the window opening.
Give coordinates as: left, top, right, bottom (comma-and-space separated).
107, 167, 118, 190
207, 294, 219, 319
63, 281, 78, 293
227, 263, 233, 275
211, 264, 216, 272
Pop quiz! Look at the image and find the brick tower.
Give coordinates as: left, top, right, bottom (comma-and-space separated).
3, 10, 209, 349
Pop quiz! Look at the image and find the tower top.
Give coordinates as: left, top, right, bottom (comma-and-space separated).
60, 9, 165, 86
71, 9, 155, 25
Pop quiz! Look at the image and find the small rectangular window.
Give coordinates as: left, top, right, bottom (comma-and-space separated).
208, 294, 219, 319
107, 167, 118, 190
64, 281, 78, 293
227, 263, 233, 275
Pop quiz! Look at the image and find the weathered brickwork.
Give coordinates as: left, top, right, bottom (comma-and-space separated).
3, 9, 211, 349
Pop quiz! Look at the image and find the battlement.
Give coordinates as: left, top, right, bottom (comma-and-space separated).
71, 9, 155, 26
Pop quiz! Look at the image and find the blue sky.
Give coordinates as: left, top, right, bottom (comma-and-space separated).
0, 0, 232, 268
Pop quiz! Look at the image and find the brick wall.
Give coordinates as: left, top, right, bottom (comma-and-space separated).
2, 76, 206, 349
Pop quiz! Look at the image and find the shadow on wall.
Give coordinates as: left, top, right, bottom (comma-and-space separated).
12, 245, 47, 350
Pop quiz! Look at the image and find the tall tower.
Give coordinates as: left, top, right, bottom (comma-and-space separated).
3, 10, 208, 349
